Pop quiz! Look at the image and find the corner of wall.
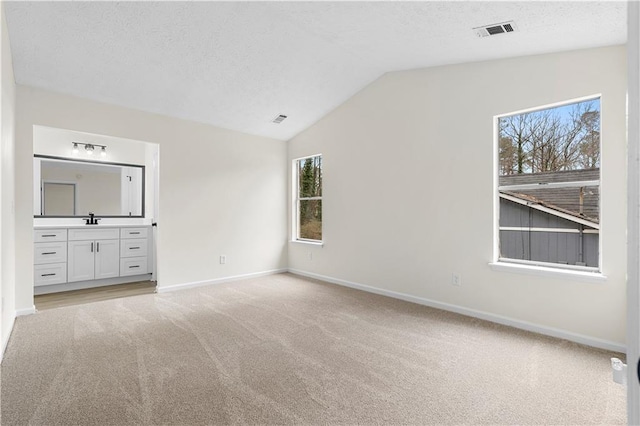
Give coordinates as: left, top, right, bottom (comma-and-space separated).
0, 311, 15, 362
1, 1, 18, 360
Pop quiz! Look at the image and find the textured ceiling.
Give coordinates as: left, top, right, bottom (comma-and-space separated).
4, 1, 627, 141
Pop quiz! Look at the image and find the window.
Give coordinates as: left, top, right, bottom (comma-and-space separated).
295, 155, 322, 242
497, 97, 600, 271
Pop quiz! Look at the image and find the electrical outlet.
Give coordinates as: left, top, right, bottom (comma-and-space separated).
452, 273, 461, 286
220, 255, 226, 265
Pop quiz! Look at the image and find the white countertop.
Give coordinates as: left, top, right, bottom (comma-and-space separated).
34, 216, 153, 229
34, 224, 152, 229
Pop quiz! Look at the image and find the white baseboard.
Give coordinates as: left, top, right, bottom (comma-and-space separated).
288, 269, 626, 353
1, 311, 16, 363
16, 306, 36, 316
156, 268, 289, 293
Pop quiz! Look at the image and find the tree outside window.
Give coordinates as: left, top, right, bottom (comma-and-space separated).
296, 155, 322, 241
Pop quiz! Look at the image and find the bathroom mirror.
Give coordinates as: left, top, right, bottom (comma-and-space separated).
34, 155, 145, 218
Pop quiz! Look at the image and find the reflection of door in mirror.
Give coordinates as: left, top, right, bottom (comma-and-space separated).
120, 167, 143, 216
43, 181, 76, 215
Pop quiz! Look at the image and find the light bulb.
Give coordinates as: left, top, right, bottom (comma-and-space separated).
100, 146, 107, 157
72, 143, 79, 154
85, 144, 94, 155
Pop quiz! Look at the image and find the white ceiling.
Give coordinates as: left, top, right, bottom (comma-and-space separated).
4, 1, 627, 141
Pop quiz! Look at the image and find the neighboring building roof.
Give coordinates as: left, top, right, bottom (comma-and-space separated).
499, 168, 599, 224
500, 192, 599, 229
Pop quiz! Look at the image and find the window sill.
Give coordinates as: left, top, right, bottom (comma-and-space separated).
489, 262, 607, 283
291, 239, 324, 247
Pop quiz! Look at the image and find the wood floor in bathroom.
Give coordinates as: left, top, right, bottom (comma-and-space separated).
35, 281, 156, 311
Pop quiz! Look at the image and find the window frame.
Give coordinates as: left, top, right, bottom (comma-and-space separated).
293, 154, 323, 244
493, 95, 603, 274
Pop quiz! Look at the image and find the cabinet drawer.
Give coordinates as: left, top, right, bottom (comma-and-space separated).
34, 229, 67, 242
120, 238, 148, 258
34, 242, 67, 264
34, 263, 67, 286
68, 228, 119, 241
120, 257, 148, 276
121, 227, 148, 239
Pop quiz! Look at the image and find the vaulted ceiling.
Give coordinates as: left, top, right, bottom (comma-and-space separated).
4, 1, 627, 141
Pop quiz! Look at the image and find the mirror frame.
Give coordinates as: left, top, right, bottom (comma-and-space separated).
34, 154, 146, 218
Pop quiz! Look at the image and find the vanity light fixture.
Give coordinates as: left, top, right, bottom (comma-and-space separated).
71, 142, 107, 158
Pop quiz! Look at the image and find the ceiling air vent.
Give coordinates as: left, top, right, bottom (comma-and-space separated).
473, 21, 518, 38
272, 114, 288, 124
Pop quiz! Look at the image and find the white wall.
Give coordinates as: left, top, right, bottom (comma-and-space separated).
33, 125, 148, 163
15, 86, 288, 312
1, 4, 16, 358
288, 46, 628, 347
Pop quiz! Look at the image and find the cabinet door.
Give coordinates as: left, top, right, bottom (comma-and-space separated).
95, 239, 120, 280
68, 241, 95, 282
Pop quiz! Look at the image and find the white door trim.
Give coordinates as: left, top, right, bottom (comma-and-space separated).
627, 2, 640, 424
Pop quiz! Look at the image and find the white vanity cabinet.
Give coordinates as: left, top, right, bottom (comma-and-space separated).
34, 229, 68, 287
34, 226, 152, 292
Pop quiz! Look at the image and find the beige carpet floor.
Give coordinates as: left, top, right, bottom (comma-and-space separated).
0, 273, 626, 425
